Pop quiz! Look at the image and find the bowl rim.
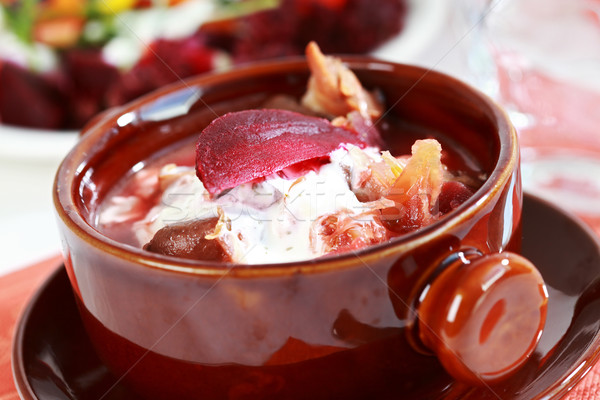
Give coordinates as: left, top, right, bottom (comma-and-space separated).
53, 56, 518, 278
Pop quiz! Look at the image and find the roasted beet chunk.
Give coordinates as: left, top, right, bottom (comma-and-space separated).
143, 218, 231, 262
232, 0, 407, 62
0, 61, 66, 129
108, 35, 217, 107
438, 181, 473, 214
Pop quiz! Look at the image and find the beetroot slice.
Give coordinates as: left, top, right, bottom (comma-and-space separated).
196, 109, 368, 195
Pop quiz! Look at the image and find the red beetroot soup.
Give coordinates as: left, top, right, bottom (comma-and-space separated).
95, 108, 485, 260
56, 54, 536, 400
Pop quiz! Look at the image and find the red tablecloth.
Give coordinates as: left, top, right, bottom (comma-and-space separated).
1, 254, 62, 400
1, 255, 599, 400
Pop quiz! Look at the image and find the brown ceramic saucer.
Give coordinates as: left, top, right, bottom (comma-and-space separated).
12, 193, 600, 400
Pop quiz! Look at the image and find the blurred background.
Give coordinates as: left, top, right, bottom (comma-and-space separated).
1, 0, 599, 274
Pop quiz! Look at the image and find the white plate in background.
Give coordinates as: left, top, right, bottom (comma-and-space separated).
0, 125, 77, 274
0, 124, 78, 162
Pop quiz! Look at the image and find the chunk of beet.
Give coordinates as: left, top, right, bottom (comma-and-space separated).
438, 181, 473, 214
62, 48, 121, 127
231, 0, 407, 62
108, 35, 217, 106
195, 109, 367, 195
143, 218, 231, 262
0, 61, 66, 129
64, 48, 120, 99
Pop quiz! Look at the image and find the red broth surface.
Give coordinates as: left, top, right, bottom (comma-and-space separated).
95, 110, 486, 255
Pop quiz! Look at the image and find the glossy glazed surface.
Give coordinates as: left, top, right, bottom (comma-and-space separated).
53, 58, 526, 396
15, 195, 600, 399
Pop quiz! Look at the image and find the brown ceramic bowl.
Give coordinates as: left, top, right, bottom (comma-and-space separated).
54, 57, 547, 399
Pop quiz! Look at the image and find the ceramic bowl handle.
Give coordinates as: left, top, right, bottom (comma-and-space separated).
417, 250, 548, 386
